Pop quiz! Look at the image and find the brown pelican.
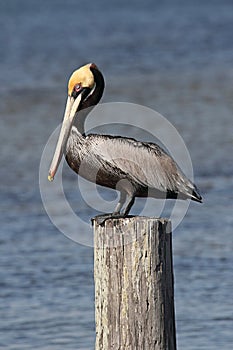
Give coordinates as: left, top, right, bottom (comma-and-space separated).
48, 63, 202, 222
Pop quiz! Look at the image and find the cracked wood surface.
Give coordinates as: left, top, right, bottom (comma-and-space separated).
94, 216, 176, 350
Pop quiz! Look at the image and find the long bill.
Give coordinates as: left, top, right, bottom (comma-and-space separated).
48, 93, 82, 181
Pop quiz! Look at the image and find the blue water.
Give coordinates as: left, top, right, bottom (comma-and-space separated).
1, 0, 233, 349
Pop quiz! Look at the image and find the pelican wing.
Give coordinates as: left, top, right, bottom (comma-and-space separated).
87, 134, 195, 196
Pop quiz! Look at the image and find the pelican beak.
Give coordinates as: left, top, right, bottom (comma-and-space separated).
48, 93, 83, 181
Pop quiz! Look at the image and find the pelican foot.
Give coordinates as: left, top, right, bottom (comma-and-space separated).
92, 213, 126, 226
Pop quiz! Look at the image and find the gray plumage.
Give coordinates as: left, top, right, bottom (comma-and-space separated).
66, 127, 202, 216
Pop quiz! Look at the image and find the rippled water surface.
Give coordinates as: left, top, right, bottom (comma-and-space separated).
0, 0, 233, 349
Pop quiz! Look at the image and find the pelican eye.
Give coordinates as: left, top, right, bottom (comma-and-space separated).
71, 83, 83, 99
74, 83, 82, 92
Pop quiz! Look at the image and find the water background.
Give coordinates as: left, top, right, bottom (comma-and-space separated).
0, 0, 233, 349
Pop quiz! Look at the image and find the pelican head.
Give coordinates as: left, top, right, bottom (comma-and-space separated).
48, 63, 99, 181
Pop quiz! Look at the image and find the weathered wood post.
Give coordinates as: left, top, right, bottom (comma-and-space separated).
93, 216, 176, 350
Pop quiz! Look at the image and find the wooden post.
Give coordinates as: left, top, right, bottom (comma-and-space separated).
93, 216, 176, 350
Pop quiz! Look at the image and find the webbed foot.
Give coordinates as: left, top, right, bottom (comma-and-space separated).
92, 213, 126, 226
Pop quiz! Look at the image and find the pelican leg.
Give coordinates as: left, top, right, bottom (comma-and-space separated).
92, 192, 134, 226
123, 195, 135, 216
113, 191, 126, 214
93, 192, 126, 226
